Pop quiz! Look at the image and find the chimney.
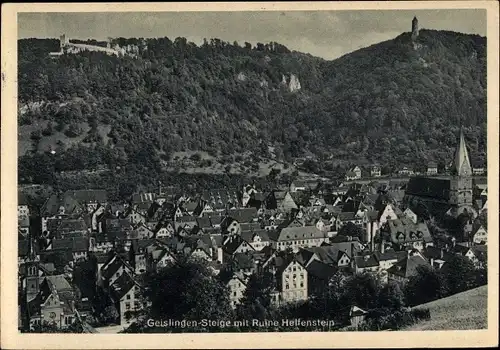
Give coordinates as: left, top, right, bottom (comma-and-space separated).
381, 240, 385, 254
430, 257, 434, 267
440, 249, 444, 259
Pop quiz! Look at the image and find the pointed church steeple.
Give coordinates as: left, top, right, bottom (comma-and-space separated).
453, 127, 472, 177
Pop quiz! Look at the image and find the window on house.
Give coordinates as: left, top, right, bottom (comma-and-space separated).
233, 291, 237, 297
126, 294, 131, 300
285, 284, 289, 290
126, 303, 131, 310
300, 282, 304, 287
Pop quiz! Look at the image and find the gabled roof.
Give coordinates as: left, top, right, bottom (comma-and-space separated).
232, 252, 255, 270
41, 193, 84, 217
222, 235, 248, 255
240, 230, 270, 244
240, 222, 262, 232
50, 237, 89, 252
176, 215, 197, 223
130, 239, 156, 254
386, 252, 429, 278
196, 216, 212, 229
450, 244, 472, 256
306, 260, 338, 280
374, 250, 407, 262
273, 254, 305, 276
110, 272, 136, 300
383, 218, 432, 244
354, 254, 379, 268
295, 249, 316, 266
226, 208, 258, 223
43, 274, 73, 292
101, 255, 132, 281
271, 226, 325, 242
350, 305, 368, 317
471, 245, 487, 262
209, 216, 224, 226
365, 210, 379, 222
423, 246, 452, 261
337, 212, 356, 221
57, 218, 88, 232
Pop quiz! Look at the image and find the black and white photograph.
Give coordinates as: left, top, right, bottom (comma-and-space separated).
1, 2, 499, 349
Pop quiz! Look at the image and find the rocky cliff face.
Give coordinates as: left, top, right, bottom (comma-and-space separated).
281, 74, 301, 92
288, 74, 301, 92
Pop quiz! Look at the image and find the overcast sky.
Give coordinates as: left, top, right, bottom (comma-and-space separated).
18, 9, 486, 60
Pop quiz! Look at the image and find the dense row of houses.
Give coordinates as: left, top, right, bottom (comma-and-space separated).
18, 166, 487, 330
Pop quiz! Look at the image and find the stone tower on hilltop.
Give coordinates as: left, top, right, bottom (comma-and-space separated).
59, 34, 69, 50
411, 16, 419, 41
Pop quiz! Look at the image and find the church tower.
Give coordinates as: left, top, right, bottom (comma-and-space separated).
449, 128, 475, 217
25, 233, 40, 302
411, 16, 419, 41
453, 128, 472, 176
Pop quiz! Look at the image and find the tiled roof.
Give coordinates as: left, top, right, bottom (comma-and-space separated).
223, 235, 250, 255
50, 237, 89, 252
101, 255, 129, 281
306, 260, 337, 280
232, 252, 255, 270
240, 230, 270, 243
272, 226, 325, 242
405, 177, 451, 201
43, 274, 73, 292
374, 250, 407, 262
227, 208, 258, 223
337, 212, 356, 221
387, 252, 429, 278
110, 272, 136, 300
354, 254, 379, 268
383, 219, 433, 244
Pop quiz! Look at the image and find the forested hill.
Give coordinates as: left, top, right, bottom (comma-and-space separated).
18, 29, 486, 187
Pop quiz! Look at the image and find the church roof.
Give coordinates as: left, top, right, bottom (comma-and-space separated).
405, 177, 450, 201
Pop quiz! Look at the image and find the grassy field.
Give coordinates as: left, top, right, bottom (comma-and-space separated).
405, 286, 488, 331
18, 121, 92, 156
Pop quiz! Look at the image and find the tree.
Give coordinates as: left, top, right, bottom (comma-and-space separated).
377, 281, 404, 310
133, 257, 234, 332
338, 222, 364, 239
343, 272, 382, 309
308, 273, 346, 319
404, 265, 447, 306
442, 255, 476, 295
236, 271, 276, 322
102, 305, 119, 324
